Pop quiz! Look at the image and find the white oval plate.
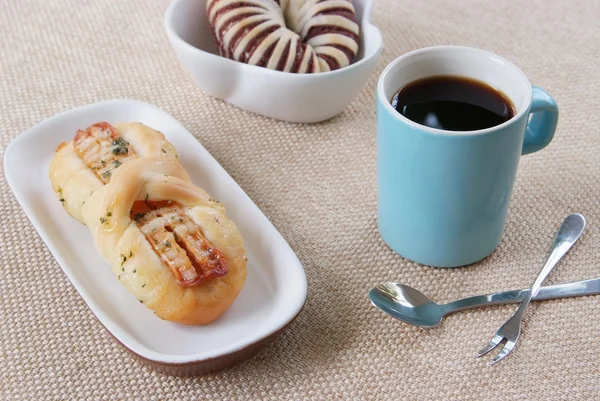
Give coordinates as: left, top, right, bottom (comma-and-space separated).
3, 99, 307, 372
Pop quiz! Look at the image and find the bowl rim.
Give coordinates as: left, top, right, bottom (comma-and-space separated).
164, 0, 384, 79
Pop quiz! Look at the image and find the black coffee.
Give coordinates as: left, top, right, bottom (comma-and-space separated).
391, 76, 515, 131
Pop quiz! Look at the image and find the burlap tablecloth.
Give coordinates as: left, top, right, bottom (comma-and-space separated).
1, 0, 599, 399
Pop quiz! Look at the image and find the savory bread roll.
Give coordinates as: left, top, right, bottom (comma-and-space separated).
49, 122, 178, 223
81, 157, 247, 325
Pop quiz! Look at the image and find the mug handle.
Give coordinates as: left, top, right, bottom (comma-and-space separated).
522, 86, 559, 155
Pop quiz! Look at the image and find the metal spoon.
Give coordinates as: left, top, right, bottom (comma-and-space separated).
369, 278, 600, 327
369, 278, 600, 328
370, 213, 588, 328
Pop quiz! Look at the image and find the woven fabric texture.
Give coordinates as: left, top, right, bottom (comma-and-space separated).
1, 0, 599, 399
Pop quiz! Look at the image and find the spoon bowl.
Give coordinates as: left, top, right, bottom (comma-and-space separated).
369, 283, 445, 327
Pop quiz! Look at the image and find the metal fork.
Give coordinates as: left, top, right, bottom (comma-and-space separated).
477, 213, 586, 365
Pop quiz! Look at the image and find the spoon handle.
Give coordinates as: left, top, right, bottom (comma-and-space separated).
441, 277, 600, 314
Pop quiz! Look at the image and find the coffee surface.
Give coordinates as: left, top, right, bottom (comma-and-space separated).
391, 76, 515, 131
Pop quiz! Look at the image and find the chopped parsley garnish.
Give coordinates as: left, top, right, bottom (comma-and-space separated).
120, 254, 127, 266
133, 213, 145, 222
102, 170, 112, 179
112, 137, 129, 155
129, 251, 133, 257
164, 240, 171, 247
113, 160, 122, 168
59, 198, 65, 203
161, 148, 167, 154
139, 300, 144, 303
100, 217, 107, 224
113, 137, 129, 147
100, 160, 106, 166
122, 267, 125, 272
141, 283, 146, 288
133, 269, 137, 273
145, 193, 149, 201
106, 211, 112, 217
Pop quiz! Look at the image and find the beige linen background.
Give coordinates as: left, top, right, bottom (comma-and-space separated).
1, 0, 599, 399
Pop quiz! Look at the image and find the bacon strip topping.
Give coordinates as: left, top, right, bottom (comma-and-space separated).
74, 122, 228, 285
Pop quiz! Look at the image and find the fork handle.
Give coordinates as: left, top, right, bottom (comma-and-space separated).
516, 213, 586, 315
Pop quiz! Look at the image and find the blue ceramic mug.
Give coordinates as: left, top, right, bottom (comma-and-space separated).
377, 46, 558, 267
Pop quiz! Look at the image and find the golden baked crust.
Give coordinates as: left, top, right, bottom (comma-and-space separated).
49, 122, 178, 223
82, 158, 247, 325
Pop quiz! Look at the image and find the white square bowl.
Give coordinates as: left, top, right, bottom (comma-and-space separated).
165, 0, 383, 123
3, 99, 308, 375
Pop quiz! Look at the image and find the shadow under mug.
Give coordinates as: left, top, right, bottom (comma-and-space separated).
377, 46, 559, 267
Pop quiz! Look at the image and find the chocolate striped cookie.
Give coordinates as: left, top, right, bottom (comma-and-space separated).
207, 0, 360, 73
